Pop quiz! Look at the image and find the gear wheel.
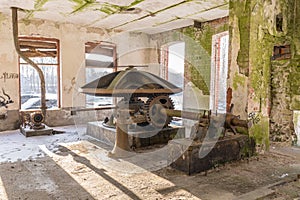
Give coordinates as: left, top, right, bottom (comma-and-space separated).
144, 95, 174, 128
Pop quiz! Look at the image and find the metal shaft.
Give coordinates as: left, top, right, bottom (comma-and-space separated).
164, 109, 208, 121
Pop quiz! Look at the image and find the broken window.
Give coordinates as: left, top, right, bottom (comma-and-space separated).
85, 42, 116, 107
19, 37, 60, 110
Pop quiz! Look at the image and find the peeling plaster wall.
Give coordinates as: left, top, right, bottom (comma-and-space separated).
230, 0, 300, 149
114, 32, 155, 66
228, 5, 249, 120
0, 14, 152, 131
0, 14, 22, 131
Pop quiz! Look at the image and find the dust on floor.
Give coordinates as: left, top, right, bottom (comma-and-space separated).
0, 126, 300, 200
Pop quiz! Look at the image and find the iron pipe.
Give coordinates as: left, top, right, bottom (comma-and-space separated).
11, 7, 47, 117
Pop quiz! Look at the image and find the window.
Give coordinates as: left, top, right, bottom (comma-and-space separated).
161, 42, 185, 126
160, 42, 185, 110
210, 31, 229, 114
19, 37, 60, 110
85, 42, 116, 107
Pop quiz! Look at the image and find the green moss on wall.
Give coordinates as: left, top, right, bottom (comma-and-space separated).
187, 65, 210, 95
240, 137, 256, 157
249, 116, 270, 150
69, 0, 97, 14
24, 0, 49, 19
182, 23, 229, 56
180, 21, 228, 94
93, 0, 145, 15
229, 0, 300, 148
233, 71, 246, 90
230, 0, 251, 76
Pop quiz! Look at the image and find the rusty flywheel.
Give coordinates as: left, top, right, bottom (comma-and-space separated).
144, 95, 174, 128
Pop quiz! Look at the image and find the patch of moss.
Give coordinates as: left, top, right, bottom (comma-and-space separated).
249, 116, 270, 150
291, 95, 300, 110
240, 137, 256, 157
233, 72, 246, 90
129, 0, 145, 7
94, 0, 145, 15
235, 127, 248, 135
69, 0, 96, 14
188, 65, 210, 95
24, 0, 49, 19
231, 0, 251, 76
183, 23, 228, 56
180, 18, 228, 96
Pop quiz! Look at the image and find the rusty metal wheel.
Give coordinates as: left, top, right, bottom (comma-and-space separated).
144, 95, 174, 128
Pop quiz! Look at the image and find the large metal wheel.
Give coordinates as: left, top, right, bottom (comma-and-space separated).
144, 95, 174, 128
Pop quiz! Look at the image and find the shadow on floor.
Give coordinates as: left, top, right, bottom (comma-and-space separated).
0, 156, 95, 200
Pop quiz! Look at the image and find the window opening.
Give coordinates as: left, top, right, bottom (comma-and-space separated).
19, 37, 60, 110
85, 42, 117, 108
161, 42, 185, 125
210, 32, 229, 114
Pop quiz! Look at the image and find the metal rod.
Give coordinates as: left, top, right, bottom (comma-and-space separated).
70, 106, 116, 115
11, 7, 47, 117
164, 109, 208, 121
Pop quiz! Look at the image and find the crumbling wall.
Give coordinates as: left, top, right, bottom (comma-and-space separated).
228, 0, 250, 120
248, 0, 299, 145
230, 0, 300, 149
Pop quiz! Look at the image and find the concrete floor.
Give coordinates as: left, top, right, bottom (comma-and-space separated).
0, 126, 299, 200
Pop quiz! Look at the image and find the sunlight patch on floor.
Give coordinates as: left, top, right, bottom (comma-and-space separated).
0, 176, 8, 200
39, 140, 201, 199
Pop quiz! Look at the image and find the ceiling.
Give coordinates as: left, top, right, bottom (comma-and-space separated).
0, 0, 229, 34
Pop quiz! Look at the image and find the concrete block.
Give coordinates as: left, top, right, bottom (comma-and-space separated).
20, 126, 53, 137
169, 135, 255, 175
86, 121, 185, 148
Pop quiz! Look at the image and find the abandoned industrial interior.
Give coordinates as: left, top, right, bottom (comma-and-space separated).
0, 0, 300, 199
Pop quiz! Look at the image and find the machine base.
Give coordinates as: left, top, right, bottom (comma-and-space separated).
169, 135, 255, 175
86, 121, 185, 148
20, 126, 53, 137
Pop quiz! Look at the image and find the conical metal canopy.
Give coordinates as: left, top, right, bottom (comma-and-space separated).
79, 67, 182, 97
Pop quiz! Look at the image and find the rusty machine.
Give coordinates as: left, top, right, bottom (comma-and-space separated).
80, 67, 250, 157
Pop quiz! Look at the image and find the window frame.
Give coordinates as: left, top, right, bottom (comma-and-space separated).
18, 36, 61, 110
84, 41, 117, 108
209, 31, 229, 114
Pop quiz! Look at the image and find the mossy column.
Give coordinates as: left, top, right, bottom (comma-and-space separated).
230, 0, 300, 149
230, 0, 271, 150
